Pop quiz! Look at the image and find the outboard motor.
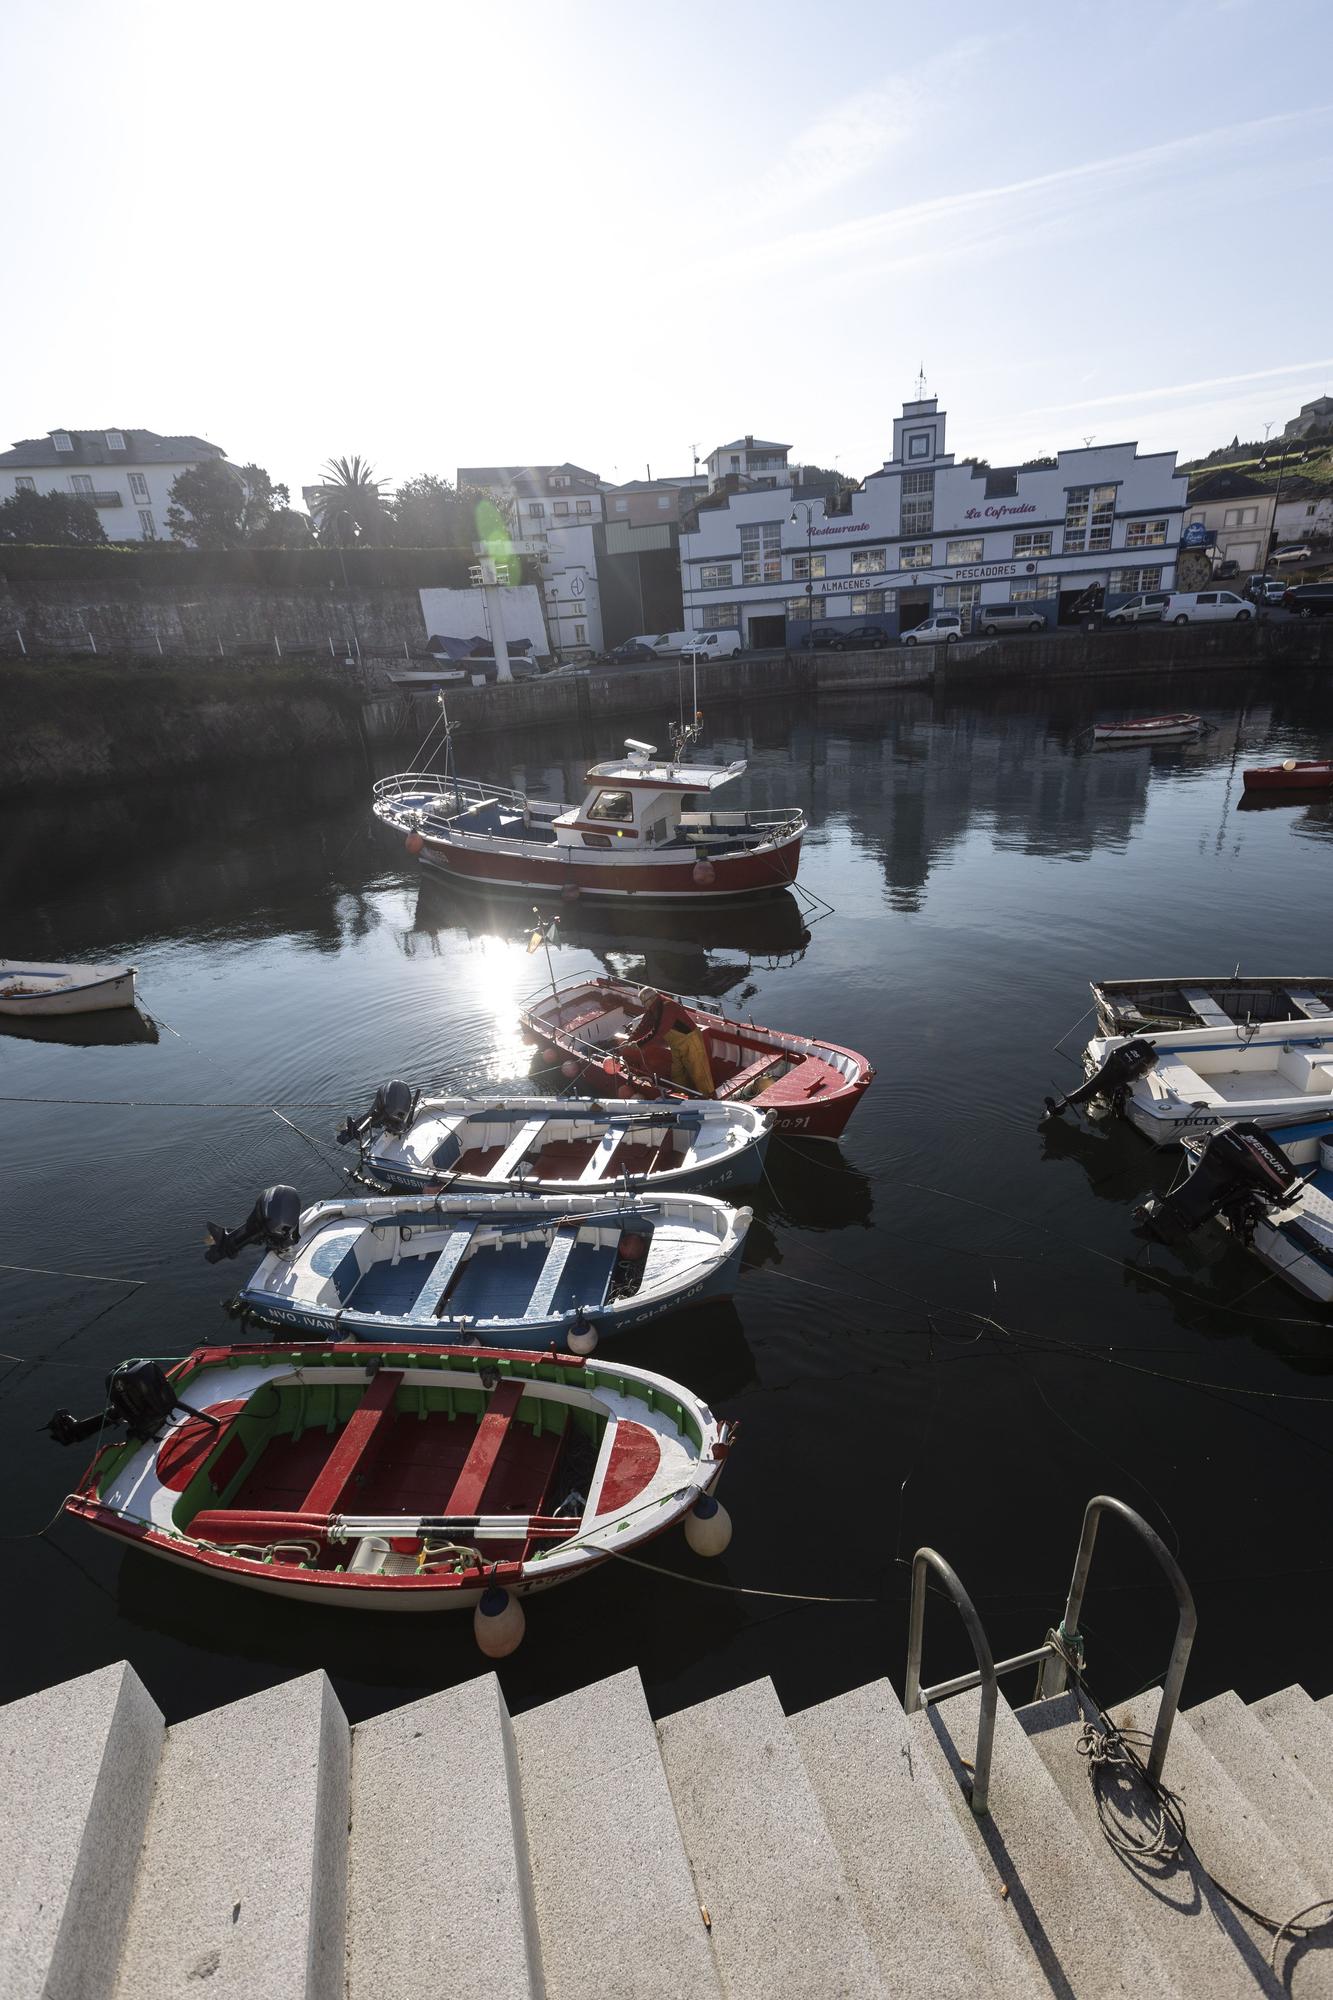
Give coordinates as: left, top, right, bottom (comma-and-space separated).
1041, 1037, 1157, 1124
203, 1184, 302, 1264
1138, 1122, 1301, 1244
336, 1079, 418, 1149
47, 1359, 219, 1448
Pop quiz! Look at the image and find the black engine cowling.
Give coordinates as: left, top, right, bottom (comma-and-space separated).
203, 1184, 302, 1264
47, 1359, 218, 1448
1042, 1037, 1157, 1123
1138, 1121, 1301, 1243
336, 1079, 418, 1148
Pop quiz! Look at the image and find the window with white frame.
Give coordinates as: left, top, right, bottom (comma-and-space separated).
699, 563, 734, 590
550, 474, 571, 489
52, 432, 72, 452
790, 552, 826, 580
938, 583, 980, 624
740, 522, 782, 585
849, 591, 887, 615
70, 474, 94, 495
576, 499, 592, 516
1013, 530, 1053, 559
528, 501, 545, 518
851, 546, 887, 575
1125, 519, 1168, 548
138, 509, 156, 538
1009, 579, 1044, 601
1111, 566, 1163, 594
788, 597, 826, 621
901, 469, 934, 535
105, 431, 124, 451
701, 604, 740, 629
1064, 484, 1116, 552
946, 537, 984, 564
15, 475, 35, 492
553, 500, 570, 516
1223, 506, 1258, 528
900, 542, 934, 569
128, 472, 149, 501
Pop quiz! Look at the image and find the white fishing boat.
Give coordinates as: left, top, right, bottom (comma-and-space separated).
1139, 1116, 1333, 1305
1092, 975, 1333, 1037
0, 958, 137, 1017
204, 1184, 751, 1352
337, 1085, 772, 1198
1090, 713, 1204, 747
1050, 1017, 1333, 1146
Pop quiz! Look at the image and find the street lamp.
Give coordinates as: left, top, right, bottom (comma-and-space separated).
1255, 437, 1312, 591
790, 500, 817, 643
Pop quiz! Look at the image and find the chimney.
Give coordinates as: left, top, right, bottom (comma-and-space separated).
745, 435, 754, 448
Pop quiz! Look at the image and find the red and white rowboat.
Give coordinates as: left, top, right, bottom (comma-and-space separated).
521, 976, 875, 1142
1242, 759, 1333, 792
1091, 714, 1204, 746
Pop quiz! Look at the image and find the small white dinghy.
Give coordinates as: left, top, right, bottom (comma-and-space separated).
1048, 1017, 1333, 1146
1139, 1116, 1333, 1306
0, 958, 137, 1017
336, 1084, 772, 1198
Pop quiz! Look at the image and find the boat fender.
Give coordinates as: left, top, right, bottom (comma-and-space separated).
567, 1316, 599, 1356
1136, 1122, 1301, 1243
561, 883, 581, 904
692, 860, 717, 887
684, 1491, 733, 1558
204, 1185, 302, 1263
474, 1585, 526, 1657
405, 832, 425, 857
1041, 1037, 1157, 1124
561, 1059, 582, 1080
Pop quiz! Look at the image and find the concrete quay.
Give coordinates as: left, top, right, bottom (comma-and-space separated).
4, 1657, 1332, 1998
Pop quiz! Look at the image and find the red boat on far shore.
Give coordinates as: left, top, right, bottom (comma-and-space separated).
1242, 759, 1333, 793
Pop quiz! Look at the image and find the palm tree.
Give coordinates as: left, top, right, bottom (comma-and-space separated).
315, 455, 388, 547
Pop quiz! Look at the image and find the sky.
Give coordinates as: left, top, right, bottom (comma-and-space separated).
3, 0, 1332, 502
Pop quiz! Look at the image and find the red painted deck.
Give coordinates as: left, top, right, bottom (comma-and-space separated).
300, 1370, 404, 1516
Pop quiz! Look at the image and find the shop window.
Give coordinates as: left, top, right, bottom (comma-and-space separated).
938, 583, 980, 623
1111, 567, 1163, 594
946, 537, 984, 564
700, 563, 734, 589
701, 604, 740, 629
1009, 580, 1044, 601
788, 597, 826, 620
849, 591, 886, 615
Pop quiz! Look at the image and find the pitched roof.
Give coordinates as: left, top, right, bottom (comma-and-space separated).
458, 462, 602, 495
709, 437, 790, 455
0, 429, 225, 469
1187, 467, 1272, 503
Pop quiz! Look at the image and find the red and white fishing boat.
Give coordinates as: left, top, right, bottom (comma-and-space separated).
1091, 713, 1204, 746
521, 976, 875, 1141
1242, 758, 1333, 792
374, 730, 805, 901
50, 1343, 736, 1646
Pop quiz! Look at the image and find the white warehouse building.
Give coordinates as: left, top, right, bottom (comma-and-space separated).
682, 396, 1189, 647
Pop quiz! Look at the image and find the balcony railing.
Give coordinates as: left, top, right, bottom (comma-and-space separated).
71, 491, 123, 507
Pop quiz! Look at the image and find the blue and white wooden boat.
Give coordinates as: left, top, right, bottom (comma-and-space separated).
1142, 1114, 1333, 1306
206, 1187, 751, 1352
0, 957, 136, 1017
336, 1086, 772, 1197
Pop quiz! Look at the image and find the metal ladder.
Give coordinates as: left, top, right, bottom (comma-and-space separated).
904, 1494, 1197, 1815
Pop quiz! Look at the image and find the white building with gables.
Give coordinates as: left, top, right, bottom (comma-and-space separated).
682, 396, 1189, 646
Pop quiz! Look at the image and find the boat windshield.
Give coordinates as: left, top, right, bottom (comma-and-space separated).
586, 790, 634, 822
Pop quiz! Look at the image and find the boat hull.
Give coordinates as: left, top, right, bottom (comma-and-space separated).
1242, 762, 1333, 792
0, 963, 137, 1017
1092, 975, 1333, 1038
1091, 715, 1202, 746
416, 831, 804, 901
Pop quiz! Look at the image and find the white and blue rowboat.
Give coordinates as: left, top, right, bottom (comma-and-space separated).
1062, 1017, 1333, 1147
1140, 1116, 1333, 1306
0, 958, 137, 1017
207, 1186, 751, 1352
337, 1084, 772, 1197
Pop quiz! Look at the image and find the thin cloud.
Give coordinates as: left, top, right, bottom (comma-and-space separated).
1025, 358, 1333, 416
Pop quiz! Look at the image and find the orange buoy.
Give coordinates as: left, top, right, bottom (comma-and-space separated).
620, 1232, 648, 1261
601, 1055, 619, 1076
405, 831, 425, 857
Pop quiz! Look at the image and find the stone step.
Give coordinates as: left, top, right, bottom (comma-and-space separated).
1112, 1688, 1333, 1999
1250, 1683, 1333, 1807
789, 1676, 1044, 1998
1187, 1688, 1333, 1890
0, 1661, 162, 2000
112, 1670, 350, 2000
1019, 1686, 1286, 1996
656, 1675, 888, 1999
915, 1684, 1182, 1997
347, 1672, 541, 2000
511, 1665, 722, 2000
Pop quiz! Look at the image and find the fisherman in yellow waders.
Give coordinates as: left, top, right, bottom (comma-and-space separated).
624, 988, 716, 1097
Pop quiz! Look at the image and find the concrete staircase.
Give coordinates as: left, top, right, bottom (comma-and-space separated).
3, 1659, 1332, 1999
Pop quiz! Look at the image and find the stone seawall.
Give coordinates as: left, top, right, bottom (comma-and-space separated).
0, 577, 428, 659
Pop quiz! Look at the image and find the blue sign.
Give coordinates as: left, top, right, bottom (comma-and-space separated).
1180, 522, 1211, 548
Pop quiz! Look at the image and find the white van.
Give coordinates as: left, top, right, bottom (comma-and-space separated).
1160, 591, 1254, 626
630, 630, 691, 656
681, 629, 743, 662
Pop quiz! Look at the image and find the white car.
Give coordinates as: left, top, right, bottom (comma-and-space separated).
1161, 591, 1254, 626
1105, 590, 1171, 625
901, 613, 963, 646
681, 629, 743, 661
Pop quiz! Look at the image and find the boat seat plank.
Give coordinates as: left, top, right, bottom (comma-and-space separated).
1178, 985, 1233, 1027
556, 1007, 608, 1039
487, 1119, 547, 1181
578, 1129, 626, 1182
523, 1226, 579, 1319
409, 1230, 475, 1320
717, 1052, 785, 1100
298, 1370, 404, 1517
445, 1382, 524, 1516
1286, 988, 1333, 1019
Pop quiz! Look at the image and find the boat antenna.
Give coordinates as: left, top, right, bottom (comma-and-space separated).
436, 695, 462, 815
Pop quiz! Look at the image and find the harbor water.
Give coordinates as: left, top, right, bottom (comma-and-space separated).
3, 663, 1332, 1726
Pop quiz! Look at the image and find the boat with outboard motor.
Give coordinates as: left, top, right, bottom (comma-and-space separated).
1045, 1017, 1333, 1147
1138, 1115, 1333, 1305
203, 1184, 750, 1351
1092, 975, 1333, 1038
48, 1342, 737, 1635
336, 1084, 772, 1197
520, 976, 875, 1141
0, 958, 137, 1017
373, 724, 806, 901
1090, 714, 1204, 746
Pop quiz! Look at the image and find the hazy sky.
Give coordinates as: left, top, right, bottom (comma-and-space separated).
3, 0, 1331, 500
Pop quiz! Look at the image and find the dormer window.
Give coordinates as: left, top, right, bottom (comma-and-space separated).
52, 432, 73, 452
105, 431, 125, 451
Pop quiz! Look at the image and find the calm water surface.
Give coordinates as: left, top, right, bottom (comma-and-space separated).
3, 665, 1332, 1725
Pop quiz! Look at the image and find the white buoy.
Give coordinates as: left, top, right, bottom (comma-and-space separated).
474, 1585, 526, 1657
684, 1491, 732, 1557
567, 1318, 599, 1356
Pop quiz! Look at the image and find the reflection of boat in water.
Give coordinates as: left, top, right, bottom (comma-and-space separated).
0, 1007, 159, 1048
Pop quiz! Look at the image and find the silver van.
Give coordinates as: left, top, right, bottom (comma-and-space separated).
976, 603, 1047, 636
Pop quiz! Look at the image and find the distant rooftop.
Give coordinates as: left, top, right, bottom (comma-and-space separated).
0, 428, 225, 470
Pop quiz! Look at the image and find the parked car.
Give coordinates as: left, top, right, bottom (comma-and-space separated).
602, 640, 659, 665
901, 613, 963, 647
976, 604, 1046, 636
1214, 560, 1240, 580
1283, 582, 1333, 617
681, 629, 743, 662
1246, 576, 1288, 605
1161, 591, 1253, 625
1273, 546, 1313, 564
799, 627, 850, 651
627, 630, 690, 656
840, 623, 892, 648
1105, 591, 1172, 625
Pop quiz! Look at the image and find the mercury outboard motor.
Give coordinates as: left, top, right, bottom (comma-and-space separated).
203, 1184, 302, 1264
1041, 1037, 1157, 1123
1137, 1122, 1301, 1244
47, 1359, 220, 1447
336, 1079, 418, 1149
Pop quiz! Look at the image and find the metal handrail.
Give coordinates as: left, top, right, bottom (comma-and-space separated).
373, 770, 529, 813
1037, 1495, 1196, 1785
904, 1548, 999, 1814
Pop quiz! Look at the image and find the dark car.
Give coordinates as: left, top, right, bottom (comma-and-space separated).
840, 623, 892, 649
1214, 559, 1240, 580
799, 627, 849, 650
1283, 582, 1333, 617
602, 639, 659, 665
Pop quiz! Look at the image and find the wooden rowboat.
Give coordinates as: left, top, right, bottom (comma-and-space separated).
1090, 714, 1204, 746
0, 958, 137, 1017
1242, 759, 1333, 792
1092, 976, 1333, 1038
520, 976, 875, 1142
53, 1343, 736, 1628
